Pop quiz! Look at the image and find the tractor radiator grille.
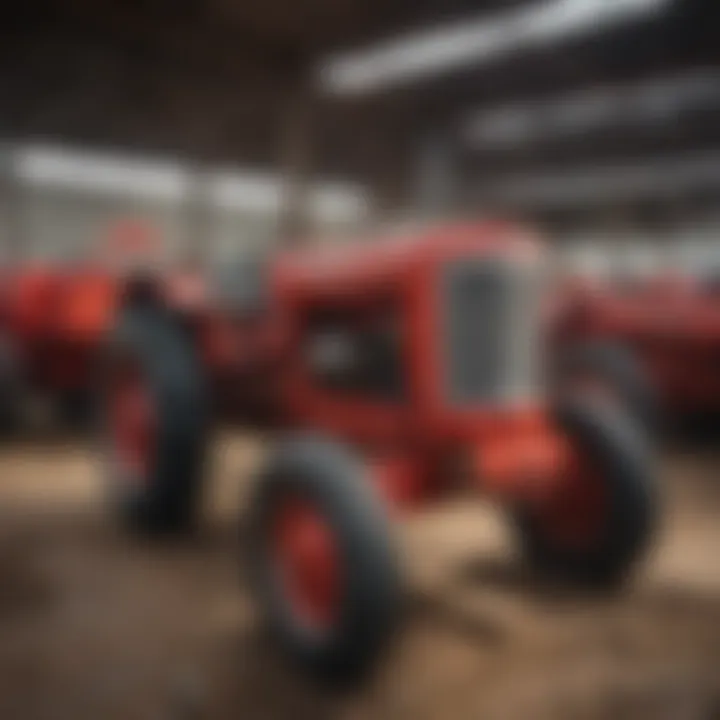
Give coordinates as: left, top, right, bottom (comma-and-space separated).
441, 257, 540, 406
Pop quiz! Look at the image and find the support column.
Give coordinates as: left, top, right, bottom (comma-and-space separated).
182, 163, 214, 262
277, 71, 315, 246
0, 143, 23, 264
413, 132, 460, 221
370, 155, 410, 227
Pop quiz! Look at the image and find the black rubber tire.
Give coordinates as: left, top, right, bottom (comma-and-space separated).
246, 436, 401, 685
553, 341, 659, 435
101, 305, 208, 536
514, 396, 658, 587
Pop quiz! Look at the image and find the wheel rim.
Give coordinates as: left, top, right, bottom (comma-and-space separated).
271, 496, 341, 634
109, 360, 155, 481
538, 451, 608, 550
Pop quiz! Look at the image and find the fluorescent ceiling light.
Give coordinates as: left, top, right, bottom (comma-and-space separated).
211, 170, 369, 220
310, 183, 370, 221
211, 171, 280, 213
319, 0, 673, 95
464, 70, 720, 147
16, 145, 186, 201
479, 150, 720, 207
13, 145, 370, 221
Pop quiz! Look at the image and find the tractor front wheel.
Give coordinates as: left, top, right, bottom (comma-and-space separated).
514, 397, 657, 586
246, 436, 401, 684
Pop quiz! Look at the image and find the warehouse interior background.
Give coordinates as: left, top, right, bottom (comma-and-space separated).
1, 1, 719, 719
1, 0, 717, 262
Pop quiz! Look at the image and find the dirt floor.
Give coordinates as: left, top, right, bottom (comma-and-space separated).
0, 432, 718, 720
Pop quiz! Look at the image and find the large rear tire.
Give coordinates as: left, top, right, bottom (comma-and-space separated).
100, 305, 208, 535
246, 436, 401, 684
514, 397, 658, 586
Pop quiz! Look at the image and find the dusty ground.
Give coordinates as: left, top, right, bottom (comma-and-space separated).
0, 433, 718, 720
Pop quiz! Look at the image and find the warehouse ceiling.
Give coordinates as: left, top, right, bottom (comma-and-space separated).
1, 0, 717, 197
1, 0, 513, 173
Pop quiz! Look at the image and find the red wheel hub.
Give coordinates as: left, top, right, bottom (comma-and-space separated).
272, 497, 341, 633
109, 362, 155, 480
539, 450, 608, 549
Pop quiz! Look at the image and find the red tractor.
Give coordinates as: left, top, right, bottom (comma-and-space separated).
98, 222, 658, 682
0, 221, 205, 433
551, 264, 720, 423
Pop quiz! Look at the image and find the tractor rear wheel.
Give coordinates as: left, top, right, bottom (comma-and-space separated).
100, 305, 208, 535
246, 436, 401, 684
514, 397, 657, 587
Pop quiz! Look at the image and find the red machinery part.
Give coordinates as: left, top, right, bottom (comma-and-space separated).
109, 359, 156, 480
93, 220, 658, 684
533, 450, 608, 551
271, 495, 341, 634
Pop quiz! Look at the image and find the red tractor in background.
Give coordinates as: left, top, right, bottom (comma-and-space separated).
547, 276, 661, 433
98, 221, 658, 682
551, 253, 720, 425
544, 241, 675, 433
0, 220, 205, 433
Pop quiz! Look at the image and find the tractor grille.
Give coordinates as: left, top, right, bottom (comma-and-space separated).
441, 257, 540, 406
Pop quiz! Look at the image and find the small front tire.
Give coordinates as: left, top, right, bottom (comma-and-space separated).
246, 436, 401, 684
